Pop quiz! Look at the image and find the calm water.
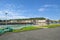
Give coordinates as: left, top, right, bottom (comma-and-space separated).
0, 24, 33, 29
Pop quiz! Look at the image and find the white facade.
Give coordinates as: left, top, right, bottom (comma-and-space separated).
9, 19, 48, 26
35, 20, 47, 26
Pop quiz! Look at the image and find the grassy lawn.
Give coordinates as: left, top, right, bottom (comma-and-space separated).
44, 24, 60, 28
13, 24, 60, 32
13, 26, 39, 32
0, 24, 60, 35
0, 24, 60, 33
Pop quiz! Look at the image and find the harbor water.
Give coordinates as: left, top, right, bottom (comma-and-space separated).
0, 24, 33, 29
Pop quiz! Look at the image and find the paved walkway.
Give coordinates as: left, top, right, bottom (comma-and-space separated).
0, 27, 60, 40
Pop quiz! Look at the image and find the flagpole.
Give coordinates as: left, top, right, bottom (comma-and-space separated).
5, 13, 8, 26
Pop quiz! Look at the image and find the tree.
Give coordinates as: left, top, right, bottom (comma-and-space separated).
58, 20, 60, 23
0, 20, 2, 22
30, 17, 46, 20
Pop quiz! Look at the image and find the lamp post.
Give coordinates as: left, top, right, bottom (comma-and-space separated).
5, 13, 8, 26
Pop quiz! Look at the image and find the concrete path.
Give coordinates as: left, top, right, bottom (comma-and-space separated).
0, 27, 60, 40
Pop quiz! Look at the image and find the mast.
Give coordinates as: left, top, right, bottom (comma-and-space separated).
5, 13, 8, 26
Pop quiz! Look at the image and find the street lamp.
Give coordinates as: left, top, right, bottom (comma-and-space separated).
5, 13, 8, 26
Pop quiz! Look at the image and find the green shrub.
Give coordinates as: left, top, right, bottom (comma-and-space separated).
0, 29, 5, 35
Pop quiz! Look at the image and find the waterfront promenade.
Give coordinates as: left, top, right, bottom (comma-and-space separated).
0, 27, 60, 40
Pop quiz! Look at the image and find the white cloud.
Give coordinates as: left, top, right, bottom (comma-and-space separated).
0, 10, 29, 20
38, 4, 58, 12
38, 8, 45, 12
44, 5, 49, 7
0, 3, 29, 20
4, 4, 23, 10
38, 5, 48, 12
0, 15, 29, 20
11, 16, 29, 19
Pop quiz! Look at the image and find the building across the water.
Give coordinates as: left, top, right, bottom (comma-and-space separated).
0, 17, 58, 25
9, 19, 48, 26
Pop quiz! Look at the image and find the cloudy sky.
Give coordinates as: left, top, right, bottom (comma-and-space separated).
0, 0, 60, 20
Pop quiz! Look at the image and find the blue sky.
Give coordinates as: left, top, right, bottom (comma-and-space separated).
0, 0, 60, 20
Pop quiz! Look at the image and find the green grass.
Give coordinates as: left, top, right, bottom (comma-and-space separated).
20, 26, 39, 31
44, 24, 60, 28
13, 26, 39, 32
13, 24, 60, 32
